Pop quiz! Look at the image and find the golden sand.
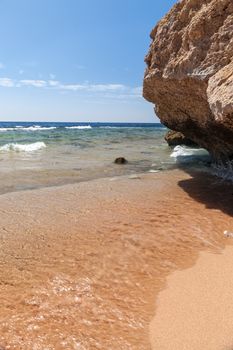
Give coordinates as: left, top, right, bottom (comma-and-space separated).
150, 246, 233, 350
0, 169, 232, 349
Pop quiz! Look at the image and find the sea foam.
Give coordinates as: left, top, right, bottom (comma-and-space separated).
0, 125, 56, 132
0, 127, 15, 132
170, 145, 209, 161
65, 125, 92, 130
0, 142, 47, 152
18, 125, 56, 131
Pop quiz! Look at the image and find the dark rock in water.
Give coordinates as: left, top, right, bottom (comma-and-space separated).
165, 130, 198, 147
114, 157, 128, 164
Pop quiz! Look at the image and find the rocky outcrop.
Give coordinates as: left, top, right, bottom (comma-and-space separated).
165, 130, 198, 147
143, 0, 233, 161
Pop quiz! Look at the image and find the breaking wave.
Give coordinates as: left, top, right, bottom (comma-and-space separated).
0, 125, 56, 132
22, 126, 57, 131
65, 125, 92, 130
0, 142, 47, 152
170, 145, 209, 162
0, 127, 16, 132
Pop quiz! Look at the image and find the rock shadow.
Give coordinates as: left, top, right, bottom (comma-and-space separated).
177, 167, 233, 217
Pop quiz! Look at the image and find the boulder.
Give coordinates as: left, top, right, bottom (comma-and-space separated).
114, 157, 128, 164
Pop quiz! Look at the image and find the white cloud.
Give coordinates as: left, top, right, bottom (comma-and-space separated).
20, 79, 47, 88
88, 84, 126, 92
0, 76, 142, 100
59, 83, 86, 91
48, 80, 60, 87
58, 83, 127, 92
0, 78, 14, 87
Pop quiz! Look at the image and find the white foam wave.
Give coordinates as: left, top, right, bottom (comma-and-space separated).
0, 125, 56, 132
0, 127, 15, 132
65, 125, 92, 130
21, 125, 57, 131
0, 142, 47, 152
170, 145, 208, 159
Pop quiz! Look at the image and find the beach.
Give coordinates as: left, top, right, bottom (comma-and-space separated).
0, 168, 232, 349
0, 0, 232, 348
150, 246, 233, 350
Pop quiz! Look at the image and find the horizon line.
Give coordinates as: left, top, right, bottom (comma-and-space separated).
0, 120, 161, 124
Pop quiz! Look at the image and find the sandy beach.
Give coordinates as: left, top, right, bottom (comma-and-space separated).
150, 246, 233, 350
0, 0, 232, 348
0, 168, 232, 349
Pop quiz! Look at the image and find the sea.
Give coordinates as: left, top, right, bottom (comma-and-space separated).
0, 121, 210, 194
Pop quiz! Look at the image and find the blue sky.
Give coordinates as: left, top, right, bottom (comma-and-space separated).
0, 0, 177, 122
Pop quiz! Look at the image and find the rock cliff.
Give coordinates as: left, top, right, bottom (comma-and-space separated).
143, 0, 233, 161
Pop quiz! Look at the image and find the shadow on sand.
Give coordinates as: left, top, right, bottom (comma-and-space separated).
177, 167, 233, 217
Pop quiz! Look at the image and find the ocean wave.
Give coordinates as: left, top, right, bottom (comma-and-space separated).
65, 125, 92, 130
0, 125, 56, 132
21, 125, 56, 131
0, 142, 47, 152
170, 145, 209, 162
170, 145, 206, 157
0, 127, 15, 132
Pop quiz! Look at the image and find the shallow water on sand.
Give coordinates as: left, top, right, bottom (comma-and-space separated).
0, 122, 209, 194
0, 170, 232, 349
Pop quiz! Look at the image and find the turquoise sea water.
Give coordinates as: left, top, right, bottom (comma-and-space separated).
0, 122, 209, 194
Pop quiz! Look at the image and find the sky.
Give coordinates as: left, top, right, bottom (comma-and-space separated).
0, 0, 177, 122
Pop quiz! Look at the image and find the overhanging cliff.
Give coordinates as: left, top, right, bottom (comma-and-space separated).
143, 0, 233, 161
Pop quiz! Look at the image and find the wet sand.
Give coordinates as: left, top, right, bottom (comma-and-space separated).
0, 169, 232, 349
150, 246, 233, 350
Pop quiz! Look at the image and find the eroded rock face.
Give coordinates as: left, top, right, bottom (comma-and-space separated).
143, 0, 233, 160
165, 130, 198, 147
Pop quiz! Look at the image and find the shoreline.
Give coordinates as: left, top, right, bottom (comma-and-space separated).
0, 169, 232, 349
0, 168, 174, 197
0, 163, 211, 198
